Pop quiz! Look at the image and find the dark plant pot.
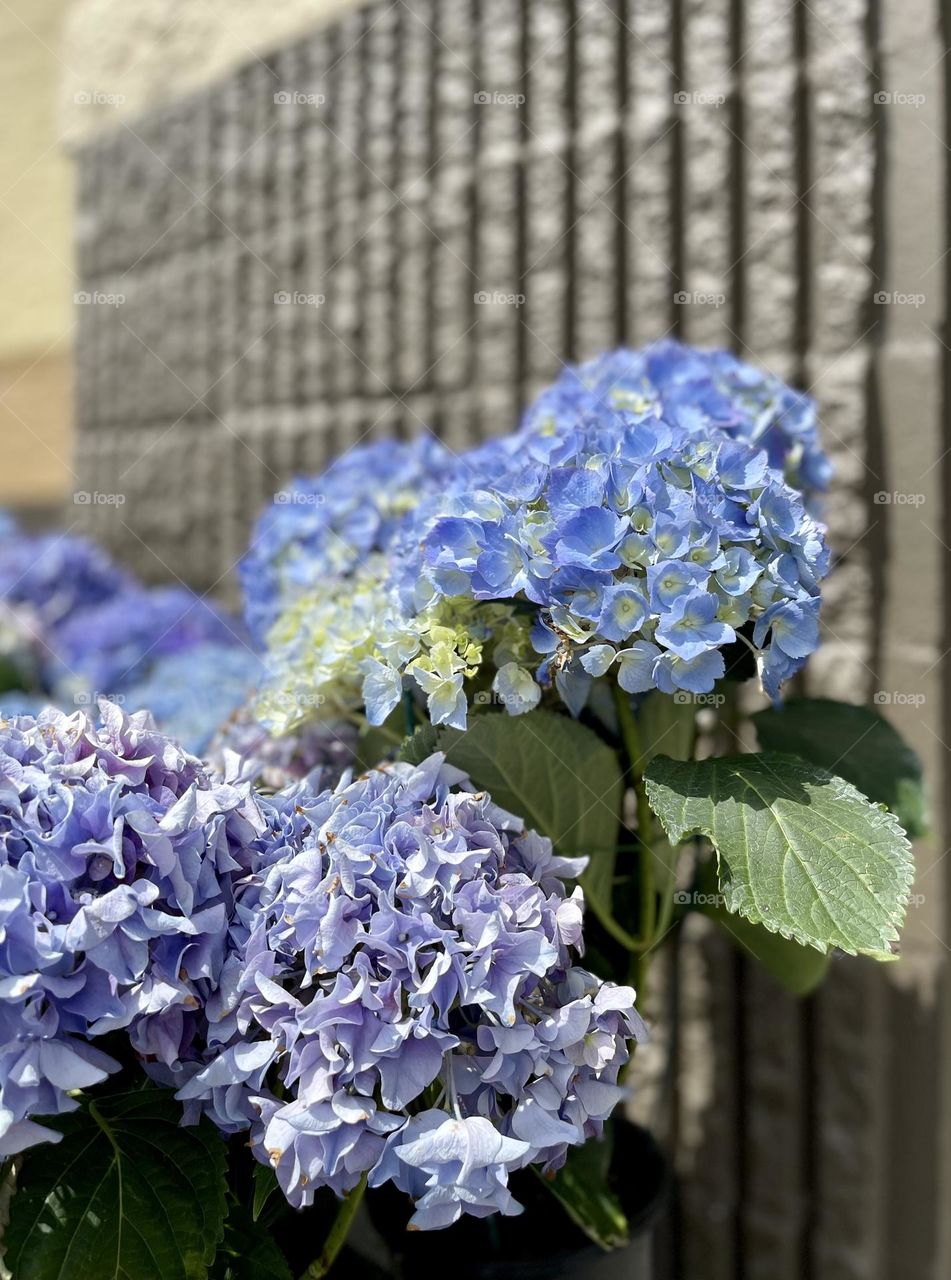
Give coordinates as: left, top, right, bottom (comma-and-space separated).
357, 1121, 667, 1280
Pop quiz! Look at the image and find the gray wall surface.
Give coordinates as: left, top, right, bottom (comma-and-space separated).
68, 2, 948, 1276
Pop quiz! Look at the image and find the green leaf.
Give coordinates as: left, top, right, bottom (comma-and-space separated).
399, 722, 439, 766
211, 1201, 292, 1280
645, 752, 913, 959
402, 711, 622, 855
538, 1133, 629, 1252
0, 655, 28, 696
252, 1164, 280, 1225
6, 1088, 227, 1280
635, 690, 697, 768
752, 698, 928, 838
400, 711, 627, 943
693, 860, 829, 995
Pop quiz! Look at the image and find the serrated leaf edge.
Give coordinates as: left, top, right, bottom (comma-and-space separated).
645, 752, 914, 959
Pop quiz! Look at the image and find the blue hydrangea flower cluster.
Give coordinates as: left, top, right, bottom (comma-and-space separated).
50, 586, 241, 698
175, 757, 644, 1229
0, 518, 259, 753
113, 643, 265, 755
350, 421, 829, 729
0, 691, 55, 719
0, 529, 132, 689
522, 340, 831, 500
255, 345, 830, 734
239, 438, 455, 646
0, 530, 131, 632
0, 701, 266, 1156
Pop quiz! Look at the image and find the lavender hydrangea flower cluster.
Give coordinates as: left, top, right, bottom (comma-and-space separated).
239, 438, 455, 645
522, 340, 831, 500
50, 586, 240, 697
0, 529, 132, 689
0, 530, 131, 632
176, 757, 644, 1229
207, 701, 359, 793
0, 702, 265, 1155
0, 518, 260, 753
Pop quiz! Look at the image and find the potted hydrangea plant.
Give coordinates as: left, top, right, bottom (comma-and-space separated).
0, 342, 921, 1280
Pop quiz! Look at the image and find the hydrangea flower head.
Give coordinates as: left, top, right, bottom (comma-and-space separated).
522, 339, 831, 499
239, 438, 455, 645
118, 643, 266, 755
49, 585, 241, 697
0, 701, 266, 1154
177, 756, 643, 1229
0, 530, 131, 690
207, 702, 359, 794
0, 691, 59, 719
0, 531, 130, 631
256, 345, 829, 731
309, 416, 831, 729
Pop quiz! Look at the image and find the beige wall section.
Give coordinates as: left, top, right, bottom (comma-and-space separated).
0, 0, 363, 509
0, 0, 75, 507
60, 0, 360, 143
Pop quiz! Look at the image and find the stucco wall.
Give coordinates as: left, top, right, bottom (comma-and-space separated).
60, 0, 356, 142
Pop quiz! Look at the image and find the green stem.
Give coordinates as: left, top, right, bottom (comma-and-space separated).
298, 1172, 368, 1280
613, 686, 657, 996
342, 712, 402, 746
402, 690, 416, 738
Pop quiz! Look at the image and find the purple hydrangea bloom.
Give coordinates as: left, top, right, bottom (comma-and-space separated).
207, 702, 360, 794
239, 438, 455, 646
0, 701, 267, 1154
0, 531, 130, 631
176, 757, 644, 1229
49, 585, 241, 697
0, 530, 131, 687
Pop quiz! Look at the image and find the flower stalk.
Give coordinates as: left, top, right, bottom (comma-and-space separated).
298, 1172, 368, 1280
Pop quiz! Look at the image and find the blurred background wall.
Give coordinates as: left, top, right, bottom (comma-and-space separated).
0, 0, 74, 511
2, 1, 948, 1276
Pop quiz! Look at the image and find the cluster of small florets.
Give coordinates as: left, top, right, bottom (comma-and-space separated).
50, 585, 240, 697
207, 699, 359, 793
255, 346, 829, 732
117, 643, 265, 755
277, 430, 824, 732
255, 557, 406, 733
522, 340, 831, 501
0, 530, 131, 688
0, 518, 262, 754
176, 757, 643, 1229
364, 423, 825, 727
0, 529, 131, 632
0, 702, 265, 1155
239, 438, 455, 645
